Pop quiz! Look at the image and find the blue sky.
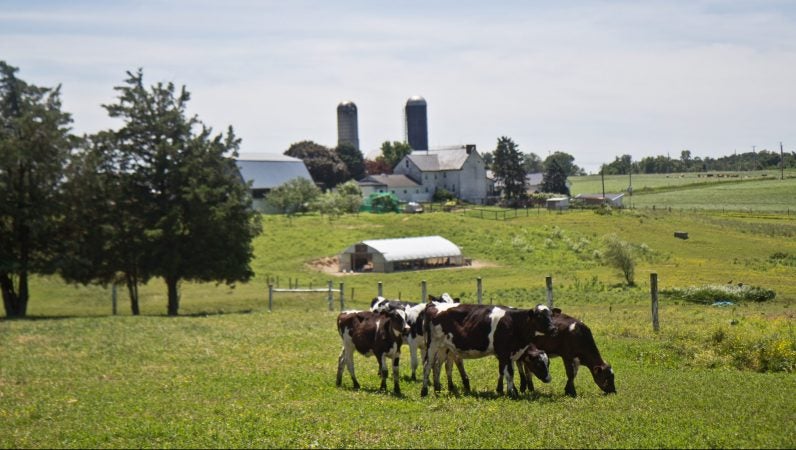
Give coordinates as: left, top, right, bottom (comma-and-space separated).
2, 0, 795, 173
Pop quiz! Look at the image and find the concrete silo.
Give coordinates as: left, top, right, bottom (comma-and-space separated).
337, 101, 359, 150
404, 96, 428, 150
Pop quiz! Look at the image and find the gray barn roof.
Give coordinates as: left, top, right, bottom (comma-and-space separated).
342, 236, 462, 262
235, 153, 313, 190
359, 174, 420, 188
405, 148, 470, 171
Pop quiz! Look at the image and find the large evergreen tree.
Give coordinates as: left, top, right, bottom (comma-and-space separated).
101, 69, 261, 316
492, 136, 527, 202
0, 61, 75, 318
378, 140, 412, 170
541, 157, 570, 196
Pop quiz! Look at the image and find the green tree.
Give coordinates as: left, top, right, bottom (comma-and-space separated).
522, 152, 543, 173
543, 151, 584, 176
285, 140, 348, 189
0, 61, 75, 318
58, 132, 152, 315
312, 180, 362, 221
335, 143, 366, 181
492, 136, 527, 202
266, 177, 321, 217
541, 157, 570, 196
103, 69, 262, 316
378, 140, 412, 170
602, 234, 636, 286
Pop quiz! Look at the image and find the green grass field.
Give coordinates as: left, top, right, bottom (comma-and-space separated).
2, 207, 796, 447
570, 170, 796, 212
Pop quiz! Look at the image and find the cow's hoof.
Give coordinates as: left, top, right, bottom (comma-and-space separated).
420, 387, 428, 397
411, 374, 417, 381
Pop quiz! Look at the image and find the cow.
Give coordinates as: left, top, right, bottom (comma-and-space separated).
507, 343, 552, 394
336, 308, 410, 394
370, 293, 458, 381
421, 302, 556, 397
527, 308, 616, 397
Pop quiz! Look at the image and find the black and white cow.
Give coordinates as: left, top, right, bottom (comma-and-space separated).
370, 293, 458, 381
421, 303, 556, 397
529, 308, 616, 397
336, 308, 410, 394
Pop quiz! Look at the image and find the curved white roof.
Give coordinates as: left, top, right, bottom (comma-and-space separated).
345, 236, 461, 262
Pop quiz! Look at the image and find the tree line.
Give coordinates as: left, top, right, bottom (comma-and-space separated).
1, 62, 261, 318
601, 149, 795, 175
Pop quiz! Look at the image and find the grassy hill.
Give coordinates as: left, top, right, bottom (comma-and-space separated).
2, 209, 795, 448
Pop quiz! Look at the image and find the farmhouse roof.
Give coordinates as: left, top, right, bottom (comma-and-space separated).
359, 174, 420, 188
406, 147, 470, 171
345, 236, 462, 262
235, 153, 313, 190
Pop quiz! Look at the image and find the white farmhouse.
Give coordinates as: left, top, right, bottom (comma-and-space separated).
392, 145, 488, 204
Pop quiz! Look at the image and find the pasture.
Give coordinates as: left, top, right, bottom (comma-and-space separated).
2, 208, 795, 448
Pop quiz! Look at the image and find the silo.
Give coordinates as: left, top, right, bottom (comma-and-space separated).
404, 95, 428, 150
337, 101, 359, 150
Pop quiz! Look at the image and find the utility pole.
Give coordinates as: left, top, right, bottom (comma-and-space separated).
601, 165, 606, 205
782, 142, 785, 180
753, 145, 757, 171
628, 156, 633, 209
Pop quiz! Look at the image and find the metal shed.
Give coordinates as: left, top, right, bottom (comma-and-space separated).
338, 236, 464, 273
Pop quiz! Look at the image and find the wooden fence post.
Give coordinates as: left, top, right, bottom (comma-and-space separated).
327, 281, 333, 311
351, 287, 355, 304
421, 280, 427, 303
477, 277, 483, 305
111, 283, 117, 316
378, 281, 383, 297
340, 282, 345, 311
268, 284, 273, 312
545, 276, 554, 308
651, 273, 660, 332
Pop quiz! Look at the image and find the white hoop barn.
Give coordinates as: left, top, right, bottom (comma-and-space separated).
338, 236, 464, 273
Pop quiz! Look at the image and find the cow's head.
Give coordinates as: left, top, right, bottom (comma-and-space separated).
370, 296, 389, 312
387, 308, 411, 338
428, 293, 459, 304
520, 346, 552, 383
531, 304, 556, 336
592, 364, 616, 394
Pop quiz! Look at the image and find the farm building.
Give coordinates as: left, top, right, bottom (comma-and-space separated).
574, 193, 625, 208
546, 197, 570, 210
235, 153, 314, 213
338, 236, 464, 273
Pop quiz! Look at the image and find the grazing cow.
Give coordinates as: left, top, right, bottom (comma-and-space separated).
336, 308, 410, 394
421, 303, 556, 397
370, 293, 458, 381
509, 343, 553, 394
529, 308, 616, 397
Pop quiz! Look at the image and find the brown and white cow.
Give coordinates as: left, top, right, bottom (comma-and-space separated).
421, 303, 556, 397
370, 293, 459, 381
529, 308, 616, 397
336, 308, 410, 394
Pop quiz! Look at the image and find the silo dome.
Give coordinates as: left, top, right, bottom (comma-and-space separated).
406, 96, 426, 106
337, 100, 359, 150
337, 101, 357, 112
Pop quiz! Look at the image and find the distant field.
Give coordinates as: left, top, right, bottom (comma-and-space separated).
570, 171, 796, 212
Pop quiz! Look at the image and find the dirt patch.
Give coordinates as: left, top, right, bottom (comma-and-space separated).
306, 256, 497, 276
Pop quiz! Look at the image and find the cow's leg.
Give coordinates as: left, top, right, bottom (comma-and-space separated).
409, 337, 419, 381
421, 344, 432, 397
432, 349, 443, 393
498, 356, 517, 398
392, 356, 401, 394
454, 356, 470, 393
336, 347, 346, 386
564, 357, 579, 397
345, 348, 359, 390
516, 361, 526, 392
444, 354, 457, 393
378, 353, 388, 391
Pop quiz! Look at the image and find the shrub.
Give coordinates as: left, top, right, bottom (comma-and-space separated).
661, 284, 776, 304
602, 233, 635, 285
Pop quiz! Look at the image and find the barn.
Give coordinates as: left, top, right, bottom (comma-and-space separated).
338, 236, 464, 273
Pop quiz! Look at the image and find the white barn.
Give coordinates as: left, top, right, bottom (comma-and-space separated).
338, 236, 464, 273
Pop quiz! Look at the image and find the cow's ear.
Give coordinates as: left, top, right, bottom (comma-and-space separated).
453, 297, 460, 303
552, 308, 562, 315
